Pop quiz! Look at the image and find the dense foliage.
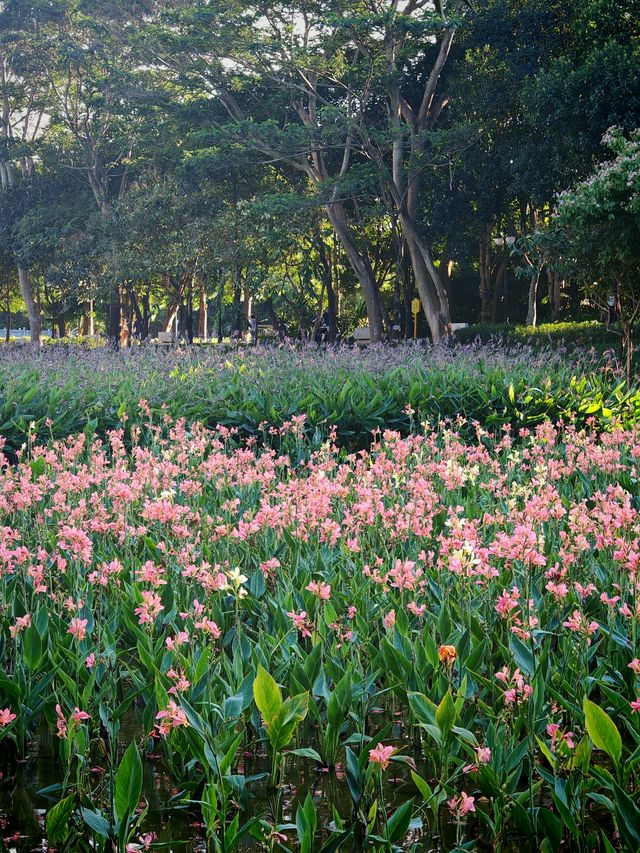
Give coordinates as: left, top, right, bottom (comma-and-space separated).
3, 415, 640, 849
0, 0, 638, 345
0, 342, 634, 456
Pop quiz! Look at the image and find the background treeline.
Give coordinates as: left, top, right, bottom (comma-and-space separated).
0, 0, 638, 346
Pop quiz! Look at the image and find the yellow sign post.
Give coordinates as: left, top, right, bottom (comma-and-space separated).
411, 298, 421, 338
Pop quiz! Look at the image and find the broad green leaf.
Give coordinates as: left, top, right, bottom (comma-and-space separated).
387, 799, 414, 844
253, 665, 282, 726
46, 795, 75, 844
407, 691, 436, 726
435, 689, 457, 739
583, 698, 621, 765
288, 747, 323, 762
81, 808, 111, 838
114, 741, 143, 824
268, 692, 309, 752
411, 771, 433, 802
510, 634, 535, 677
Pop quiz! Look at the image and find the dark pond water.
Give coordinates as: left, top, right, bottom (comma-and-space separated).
0, 718, 493, 852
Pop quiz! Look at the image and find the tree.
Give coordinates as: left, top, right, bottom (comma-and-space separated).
541, 128, 640, 381
0, 1, 50, 344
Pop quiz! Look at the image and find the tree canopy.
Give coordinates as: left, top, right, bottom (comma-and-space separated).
0, 0, 638, 345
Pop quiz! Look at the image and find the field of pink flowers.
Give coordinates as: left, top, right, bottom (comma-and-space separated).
2, 410, 640, 851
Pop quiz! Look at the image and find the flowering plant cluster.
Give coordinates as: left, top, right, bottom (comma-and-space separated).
2, 413, 640, 848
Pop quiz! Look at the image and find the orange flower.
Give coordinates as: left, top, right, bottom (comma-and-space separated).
438, 645, 457, 667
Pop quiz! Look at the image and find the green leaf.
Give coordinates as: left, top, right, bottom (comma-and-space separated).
509, 634, 535, 677
22, 625, 43, 672
407, 691, 436, 726
435, 689, 457, 739
387, 799, 414, 844
253, 665, 282, 726
583, 698, 621, 765
81, 808, 111, 838
411, 771, 433, 803
317, 829, 353, 853
268, 692, 309, 752
29, 456, 46, 478
46, 795, 75, 844
114, 741, 143, 824
612, 781, 640, 847
288, 747, 323, 762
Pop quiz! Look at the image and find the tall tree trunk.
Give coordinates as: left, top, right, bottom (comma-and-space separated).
385, 179, 451, 341
547, 270, 563, 321
261, 297, 287, 342
326, 272, 337, 343
57, 314, 66, 338
316, 230, 338, 342
325, 202, 383, 341
490, 263, 506, 324
198, 276, 207, 340
164, 302, 179, 335
186, 274, 195, 344
119, 284, 130, 348
479, 230, 492, 323
439, 244, 453, 318
402, 229, 450, 341
18, 267, 42, 346
108, 301, 120, 347
526, 272, 541, 327
141, 292, 151, 340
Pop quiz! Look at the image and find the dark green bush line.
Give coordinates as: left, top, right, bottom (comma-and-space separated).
0, 342, 635, 455
454, 320, 626, 351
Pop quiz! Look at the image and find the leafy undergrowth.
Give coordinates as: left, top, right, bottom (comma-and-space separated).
0, 341, 635, 457
1, 417, 640, 850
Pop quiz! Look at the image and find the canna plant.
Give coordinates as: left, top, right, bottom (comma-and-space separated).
253, 665, 309, 787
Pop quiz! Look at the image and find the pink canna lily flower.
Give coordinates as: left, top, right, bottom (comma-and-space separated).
448, 791, 475, 817
368, 743, 396, 770
0, 708, 16, 726
305, 580, 331, 600
67, 617, 88, 641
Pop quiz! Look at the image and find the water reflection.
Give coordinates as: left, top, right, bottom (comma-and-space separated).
0, 716, 491, 852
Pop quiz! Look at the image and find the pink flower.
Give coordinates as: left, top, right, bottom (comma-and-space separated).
155, 700, 189, 736
368, 743, 396, 770
306, 580, 331, 600
547, 722, 575, 752
448, 792, 475, 817
67, 617, 88, 641
383, 610, 396, 631
165, 631, 190, 650
475, 746, 491, 763
563, 610, 598, 644
135, 591, 164, 625
126, 832, 157, 852
287, 611, 313, 639
71, 708, 90, 723
55, 705, 89, 737
630, 698, 640, 714
629, 659, 640, 674
0, 708, 16, 726
55, 704, 67, 738
9, 613, 31, 638
194, 618, 221, 637
85, 653, 96, 668
495, 667, 532, 707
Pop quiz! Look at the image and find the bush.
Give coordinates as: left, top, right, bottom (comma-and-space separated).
0, 340, 634, 456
